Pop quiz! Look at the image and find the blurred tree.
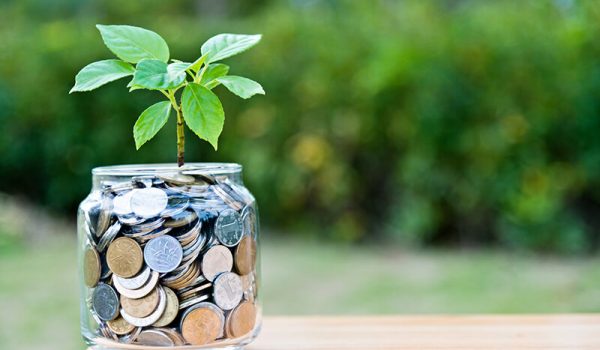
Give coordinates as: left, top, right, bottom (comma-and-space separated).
1, 0, 600, 253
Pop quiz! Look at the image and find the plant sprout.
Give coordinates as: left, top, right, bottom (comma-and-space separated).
70, 25, 265, 166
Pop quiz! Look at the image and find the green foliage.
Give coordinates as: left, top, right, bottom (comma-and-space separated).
96, 24, 170, 63
133, 101, 172, 150
217, 76, 265, 99
70, 60, 134, 93
71, 24, 264, 160
4, 0, 600, 253
181, 83, 225, 150
201, 34, 262, 63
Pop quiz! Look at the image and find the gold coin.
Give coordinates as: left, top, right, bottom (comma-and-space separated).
181, 307, 222, 345
83, 246, 101, 287
120, 287, 160, 318
152, 287, 179, 327
227, 301, 257, 338
107, 237, 143, 278
234, 235, 257, 275
107, 316, 135, 335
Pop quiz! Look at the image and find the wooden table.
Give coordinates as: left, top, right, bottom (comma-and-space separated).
248, 315, 600, 350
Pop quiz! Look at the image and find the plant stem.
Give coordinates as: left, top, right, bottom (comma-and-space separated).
167, 90, 185, 167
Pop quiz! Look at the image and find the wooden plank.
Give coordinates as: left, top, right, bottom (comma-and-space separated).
248, 315, 600, 350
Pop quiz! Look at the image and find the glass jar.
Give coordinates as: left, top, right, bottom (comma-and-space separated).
77, 163, 261, 349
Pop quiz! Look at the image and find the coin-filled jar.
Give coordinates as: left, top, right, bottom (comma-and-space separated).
77, 163, 261, 349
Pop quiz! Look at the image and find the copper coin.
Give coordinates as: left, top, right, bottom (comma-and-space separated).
227, 301, 257, 338
234, 235, 257, 275
120, 287, 160, 318
181, 306, 223, 345
107, 237, 143, 278
107, 316, 135, 335
152, 286, 179, 327
83, 246, 101, 287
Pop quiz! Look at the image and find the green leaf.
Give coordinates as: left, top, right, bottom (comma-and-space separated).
181, 83, 225, 150
200, 64, 230, 89
96, 24, 170, 63
201, 34, 262, 63
189, 54, 207, 73
130, 59, 186, 90
167, 61, 191, 76
216, 76, 265, 99
70, 59, 134, 93
133, 101, 172, 149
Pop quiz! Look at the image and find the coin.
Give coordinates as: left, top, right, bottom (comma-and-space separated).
144, 235, 183, 273
159, 327, 186, 346
107, 316, 135, 335
113, 271, 159, 299
181, 303, 224, 345
97, 221, 121, 252
234, 235, 257, 275
201, 245, 233, 282
121, 286, 167, 327
213, 272, 243, 311
120, 287, 160, 318
95, 195, 113, 237
164, 209, 197, 228
92, 283, 119, 321
178, 294, 210, 309
152, 286, 179, 327
113, 266, 151, 290
130, 188, 168, 218
106, 237, 143, 278
112, 191, 133, 216
135, 329, 175, 346
159, 173, 196, 186
227, 301, 257, 338
84, 246, 101, 287
215, 209, 243, 247
242, 206, 258, 238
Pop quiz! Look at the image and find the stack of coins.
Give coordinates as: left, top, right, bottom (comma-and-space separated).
81, 172, 259, 346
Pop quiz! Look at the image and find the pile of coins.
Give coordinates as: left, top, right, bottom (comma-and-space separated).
80, 172, 259, 346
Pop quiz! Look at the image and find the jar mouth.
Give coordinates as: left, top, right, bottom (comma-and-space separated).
92, 163, 242, 176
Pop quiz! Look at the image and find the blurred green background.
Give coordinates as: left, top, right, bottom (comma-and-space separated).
3, 0, 600, 251
1, 0, 600, 349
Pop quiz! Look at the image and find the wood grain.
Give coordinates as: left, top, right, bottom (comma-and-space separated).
248, 315, 600, 350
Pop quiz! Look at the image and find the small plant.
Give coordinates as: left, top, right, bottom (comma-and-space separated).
71, 25, 264, 166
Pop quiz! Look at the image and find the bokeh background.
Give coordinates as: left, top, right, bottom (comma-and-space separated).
1, 0, 600, 349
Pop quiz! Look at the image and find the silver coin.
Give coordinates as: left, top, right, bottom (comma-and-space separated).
135, 329, 175, 346
164, 209, 197, 228
97, 221, 121, 252
215, 209, 243, 247
112, 191, 134, 216
160, 195, 190, 218
178, 294, 210, 310
241, 206, 258, 239
92, 283, 119, 321
130, 188, 168, 218
120, 327, 142, 344
132, 175, 158, 188
121, 286, 167, 327
144, 235, 183, 273
128, 217, 165, 235
113, 266, 151, 290
213, 272, 243, 311
113, 271, 159, 299
201, 245, 233, 282
96, 195, 113, 237
117, 214, 145, 226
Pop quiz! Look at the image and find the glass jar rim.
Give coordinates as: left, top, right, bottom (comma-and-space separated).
92, 163, 242, 176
